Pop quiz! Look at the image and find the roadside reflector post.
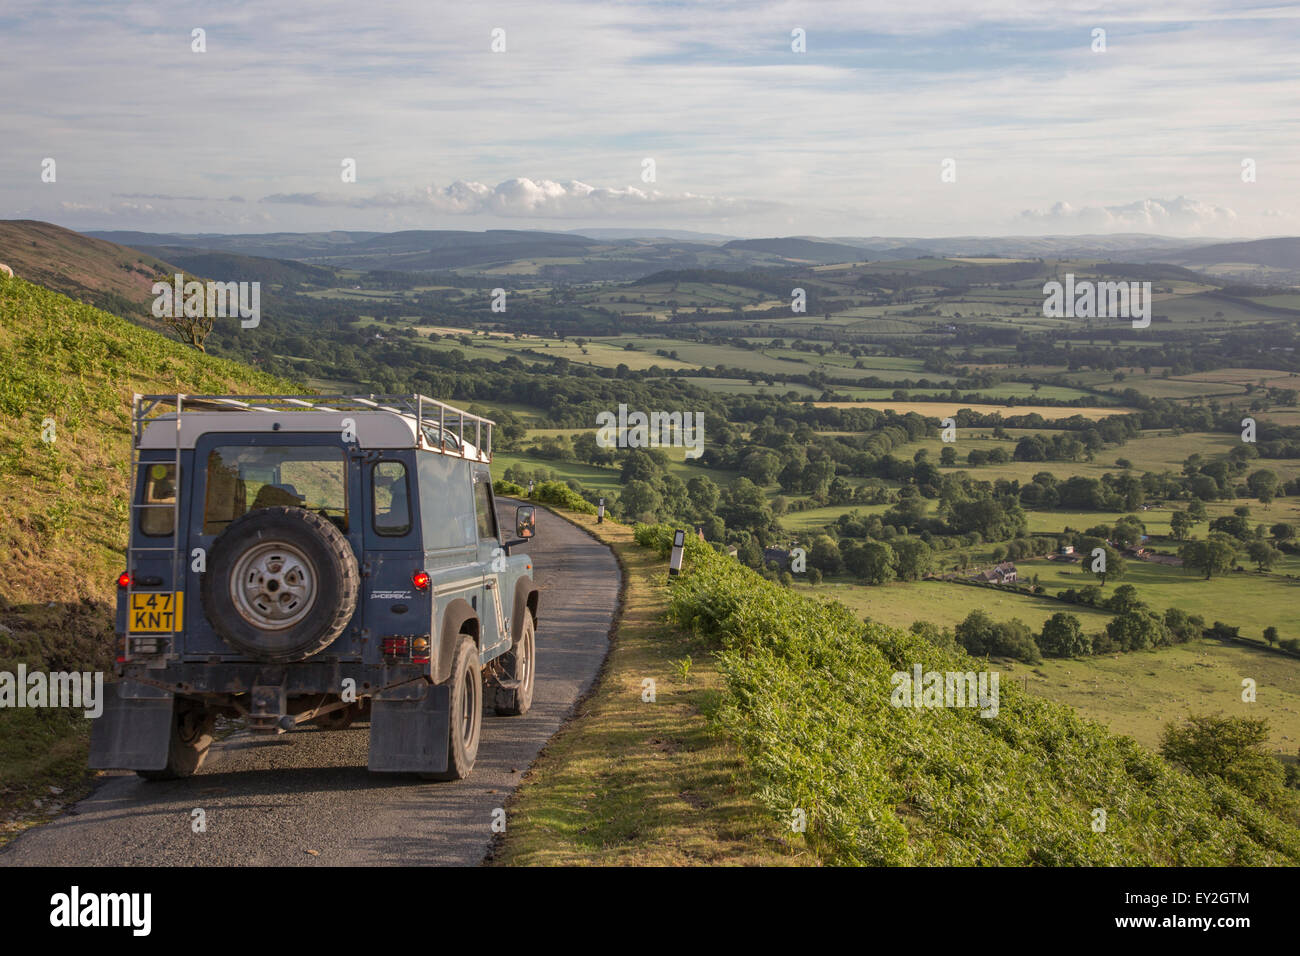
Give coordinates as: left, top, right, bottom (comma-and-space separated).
669, 529, 686, 577
598, 498, 605, 524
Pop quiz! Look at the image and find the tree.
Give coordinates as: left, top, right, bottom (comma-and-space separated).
619, 480, 662, 520
1246, 468, 1280, 506
1209, 513, 1251, 541
686, 475, 720, 520
1085, 544, 1125, 586
1159, 714, 1286, 804
990, 619, 1042, 663
1164, 607, 1203, 643
808, 534, 844, 575
1107, 583, 1143, 614
1247, 539, 1281, 572
891, 537, 933, 581
1039, 612, 1091, 657
1106, 609, 1167, 651
1170, 509, 1195, 541
1187, 499, 1208, 522
939, 446, 957, 467
620, 449, 666, 485
1112, 516, 1145, 549
1180, 536, 1238, 579
848, 541, 896, 585
161, 307, 216, 352
955, 611, 998, 656
719, 478, 772, 533
1263, 626, 1279, 647
741, 449, 782, 486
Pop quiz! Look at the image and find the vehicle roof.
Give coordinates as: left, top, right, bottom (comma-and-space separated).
135, 394, 492, 462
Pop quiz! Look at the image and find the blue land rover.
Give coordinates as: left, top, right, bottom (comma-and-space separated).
90, 394, 539, 780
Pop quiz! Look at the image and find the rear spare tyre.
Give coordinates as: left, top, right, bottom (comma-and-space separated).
202, 506, 359, 663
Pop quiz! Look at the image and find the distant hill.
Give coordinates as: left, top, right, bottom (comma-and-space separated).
92, 227, 600, 268
138, 246, 336, 287
723, 236, 871, 263
0, 220, 182, 320
1164, 237, 1300, 270
74, 224, 1296, 283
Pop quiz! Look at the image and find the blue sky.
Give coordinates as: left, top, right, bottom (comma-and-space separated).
2, 0, 1296, 237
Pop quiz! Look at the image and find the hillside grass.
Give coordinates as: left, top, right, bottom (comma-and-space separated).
0, 275, 302, 840
641, 525, 1300, 865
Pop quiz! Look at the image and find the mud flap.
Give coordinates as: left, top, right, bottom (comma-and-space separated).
367, 684, 450, 773
88, 681, 175, 771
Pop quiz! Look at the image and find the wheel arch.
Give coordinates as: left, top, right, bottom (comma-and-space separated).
511, 575, 538, 647
434, 596, 479, 684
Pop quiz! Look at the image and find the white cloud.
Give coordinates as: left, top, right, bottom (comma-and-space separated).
1017, 197, 1239, 234
261, 178, 774, 219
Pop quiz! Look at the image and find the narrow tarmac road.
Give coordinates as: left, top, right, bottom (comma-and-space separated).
0, 502, 618, 866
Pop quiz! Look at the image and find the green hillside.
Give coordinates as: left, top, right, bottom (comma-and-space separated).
0, 220, 182, 321
639, 525, 1300, 865
0, 275, 302, 834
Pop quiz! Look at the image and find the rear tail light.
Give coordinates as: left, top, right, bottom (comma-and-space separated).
412, 570, 430, 590
412, 637, 430, 664
117, 571, 132, 589
381, 636, 410, 658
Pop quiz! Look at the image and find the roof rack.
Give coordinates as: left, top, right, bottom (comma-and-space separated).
132, 393, 494, 461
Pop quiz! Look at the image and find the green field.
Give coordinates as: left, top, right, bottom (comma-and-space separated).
1024, 555, 1300, 638
1024, 639, 1300, 759
803, 577, 1114, 634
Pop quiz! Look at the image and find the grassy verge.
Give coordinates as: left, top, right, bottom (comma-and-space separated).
488, 508, 811, 865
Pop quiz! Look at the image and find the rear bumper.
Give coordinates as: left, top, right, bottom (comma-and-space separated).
116, 659, 429, 699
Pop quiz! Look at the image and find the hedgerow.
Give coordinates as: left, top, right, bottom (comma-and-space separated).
531, 480, 597, 514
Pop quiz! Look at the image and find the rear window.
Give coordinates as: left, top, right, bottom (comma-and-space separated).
139, 463, 177, 536
204, 445, 347, 534
372, 461, 411, 536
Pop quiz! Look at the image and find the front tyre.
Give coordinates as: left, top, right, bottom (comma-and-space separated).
494, 614, 536, 716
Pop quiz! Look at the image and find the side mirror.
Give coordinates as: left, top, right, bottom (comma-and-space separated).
516, 505, 536, 539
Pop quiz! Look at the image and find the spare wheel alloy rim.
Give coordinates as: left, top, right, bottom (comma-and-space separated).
230, 541, 318, 631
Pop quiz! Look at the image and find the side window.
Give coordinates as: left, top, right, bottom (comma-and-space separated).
140, 463, 177, 536
473, 470, 497, 541
417, 454, 476, 550
372, 461, 411, 536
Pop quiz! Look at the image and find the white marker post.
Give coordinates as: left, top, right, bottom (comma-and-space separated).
597, 497, 605, 524
669, 529, 686, 577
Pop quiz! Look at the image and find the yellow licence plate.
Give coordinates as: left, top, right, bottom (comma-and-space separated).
129, 592, 183, 633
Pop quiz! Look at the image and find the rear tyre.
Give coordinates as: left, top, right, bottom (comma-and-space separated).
494, 615, 536, 716
137, 705, 214, 781
423, 635, 481, 781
